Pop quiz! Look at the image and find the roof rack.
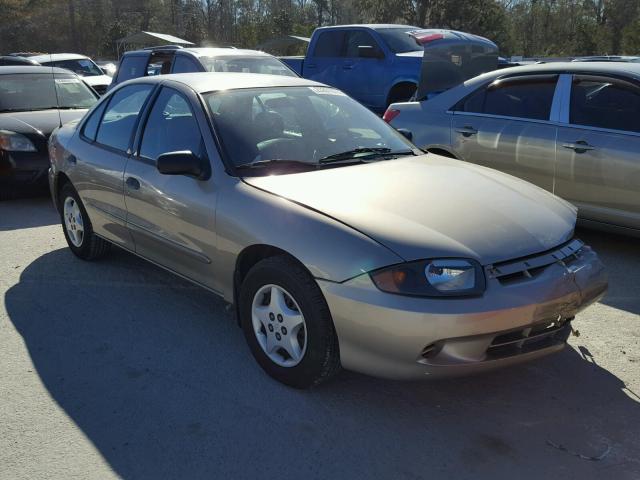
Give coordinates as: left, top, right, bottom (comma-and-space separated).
142, 45, 184, 51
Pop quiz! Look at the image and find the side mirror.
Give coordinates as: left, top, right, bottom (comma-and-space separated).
157, 151, 207, 179
358, 45, 384, 59
397, 128, 413, 141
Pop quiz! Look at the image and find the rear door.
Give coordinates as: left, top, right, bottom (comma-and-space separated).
72, 83, 154, 249
123, 85, 218, 289
451, 74, 560, 191
555, 74, 640, 229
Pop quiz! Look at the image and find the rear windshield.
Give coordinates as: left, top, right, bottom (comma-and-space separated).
199, 56, 297, 76
0, 73, 97, 112
42, 58, 104, 77
376, 28, 422, 54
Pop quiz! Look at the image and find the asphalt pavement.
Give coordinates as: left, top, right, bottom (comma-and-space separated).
1, 196, 638, 479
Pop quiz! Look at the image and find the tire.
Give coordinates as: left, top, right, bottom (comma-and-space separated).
59, 182, 110, 260
239, 256, 341, 388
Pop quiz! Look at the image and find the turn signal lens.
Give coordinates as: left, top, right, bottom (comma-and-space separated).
382, 108, 400, 123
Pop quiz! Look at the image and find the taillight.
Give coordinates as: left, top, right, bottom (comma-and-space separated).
416, 33, 445, 44
383, 108, 400, 123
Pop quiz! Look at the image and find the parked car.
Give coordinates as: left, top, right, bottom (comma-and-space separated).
0, 66, 97, 198
96, 60, 117, 77
572, 55, 640, 63
281, 25, 498, 113
109, 46, 297, 90
48, 72, 607, 387
386, 62, 640, 236
0, 55, 40, 66
29, 53, 113, 94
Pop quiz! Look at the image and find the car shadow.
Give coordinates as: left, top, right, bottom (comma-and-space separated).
0, 196, 59, 231
577, 227, 640, 315
5, 247, 640, 478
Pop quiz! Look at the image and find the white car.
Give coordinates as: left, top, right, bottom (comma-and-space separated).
31, 53, 112, 94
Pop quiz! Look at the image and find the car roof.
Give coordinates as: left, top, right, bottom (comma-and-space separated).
180, 48, 275, 58
30, 53, 89, 62
0, 66, 79, 75
316, 24, 419, 30
481, 61, 640, 79
123, 72, 323, 92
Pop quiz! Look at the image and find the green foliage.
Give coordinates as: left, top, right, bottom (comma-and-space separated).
1, 0, 639, 58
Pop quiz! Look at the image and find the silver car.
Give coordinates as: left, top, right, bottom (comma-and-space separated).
48, 73, 607, 387
386, 62, 640, 236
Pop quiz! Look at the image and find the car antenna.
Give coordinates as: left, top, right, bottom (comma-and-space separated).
50, 53, 63, 128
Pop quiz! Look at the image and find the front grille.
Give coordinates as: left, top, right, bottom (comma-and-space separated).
488, 239, 584, 285
486, 318, 572, 359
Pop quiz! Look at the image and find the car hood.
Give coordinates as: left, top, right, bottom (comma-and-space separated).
82, 74, 112, 87
0, 110, 88, 138
243, 155, 577, 265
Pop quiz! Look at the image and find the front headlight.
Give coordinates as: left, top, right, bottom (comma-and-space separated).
370, 259, 485, 297
0, 130, 37, 152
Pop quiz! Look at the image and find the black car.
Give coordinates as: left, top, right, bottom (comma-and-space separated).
0, 66, 98, 198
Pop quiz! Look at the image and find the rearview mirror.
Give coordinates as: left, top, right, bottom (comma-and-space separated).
157, 151, 208, 179
358, 45, 384, 59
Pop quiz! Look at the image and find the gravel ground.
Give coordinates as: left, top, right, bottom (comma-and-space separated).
1, 196, 638, 480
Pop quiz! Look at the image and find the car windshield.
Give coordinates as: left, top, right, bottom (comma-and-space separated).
0, 73, 97, 112
376, 28, 423, 54
200, 56, 297, 77
43, 58, 104, 77
205, 86, 415, 173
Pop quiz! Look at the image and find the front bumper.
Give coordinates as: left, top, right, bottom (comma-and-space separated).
0, 150, 50, 187
318, 244, 607, 380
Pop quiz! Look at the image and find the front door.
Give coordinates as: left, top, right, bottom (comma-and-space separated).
123, 85, 218, 289
451, 74, 560, 192
555, 74, 640, 229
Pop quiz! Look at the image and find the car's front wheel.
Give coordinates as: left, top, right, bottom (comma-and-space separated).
59, 183, 110, 260
239, 256, 341, 388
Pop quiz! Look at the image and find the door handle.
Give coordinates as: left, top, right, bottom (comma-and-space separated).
125, 176, 140, 190
562, 141, 595, 153
455, 126, 478, 137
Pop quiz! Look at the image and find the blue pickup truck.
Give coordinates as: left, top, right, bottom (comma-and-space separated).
281, 24, 498, 113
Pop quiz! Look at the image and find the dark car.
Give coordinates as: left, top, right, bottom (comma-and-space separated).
0, 66, 98, 198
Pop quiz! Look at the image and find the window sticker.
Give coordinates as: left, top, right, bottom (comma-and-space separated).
55, 78, 81, 84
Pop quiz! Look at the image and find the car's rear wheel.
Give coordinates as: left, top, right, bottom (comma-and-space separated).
239, 256, 341, 388
59, 183, 110, 260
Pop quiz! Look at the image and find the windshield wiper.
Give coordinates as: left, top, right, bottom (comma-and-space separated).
319, 147, 414, 164
235, 159, 317, 170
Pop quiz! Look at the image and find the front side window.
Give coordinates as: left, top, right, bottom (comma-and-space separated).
344, 31, 379, 57
0, 73, 96, 112
115, 56, 149, 83
206, 86, 413, 170
570, 75, 640, 133
96, 84, 153, 151
199, 56, 297, 77
456, 75, 558, 121
313, 31, 346, 57
140, 88, 204, 161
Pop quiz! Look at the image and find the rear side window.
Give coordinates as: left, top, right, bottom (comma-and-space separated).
172, 55, 202, 73
82, 101, 107, 141
140, 88, 204, 161
313, 31, 345, 57
456, 75, 558, 121
96, 84, 153, 151
115, 55, 149, 83
570, 75, 640, 133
